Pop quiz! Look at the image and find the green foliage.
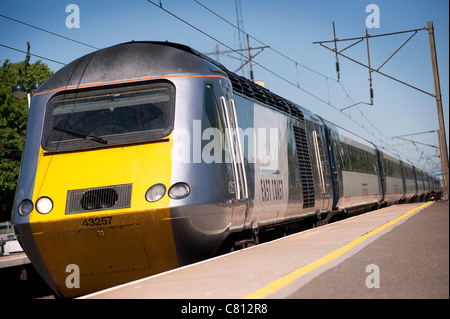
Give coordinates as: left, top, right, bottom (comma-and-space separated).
0, 42, 53, 221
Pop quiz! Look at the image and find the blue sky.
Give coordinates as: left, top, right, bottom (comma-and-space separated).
1, 0, 448, 175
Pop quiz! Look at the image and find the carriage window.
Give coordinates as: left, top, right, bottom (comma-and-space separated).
42, 82, 175, 151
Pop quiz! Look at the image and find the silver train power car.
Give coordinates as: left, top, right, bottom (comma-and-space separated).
11, 41, 442, 297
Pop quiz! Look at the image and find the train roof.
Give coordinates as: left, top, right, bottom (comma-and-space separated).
377, 147, 402, 163
36, 41, 306, 120
153, 42, 305, 117
377, 145, 417, 168
32, 41, 439, 180
36, 41, 222, 95
320, 117, 378, 154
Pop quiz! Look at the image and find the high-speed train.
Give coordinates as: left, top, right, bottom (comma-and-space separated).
11, 41, 441, 297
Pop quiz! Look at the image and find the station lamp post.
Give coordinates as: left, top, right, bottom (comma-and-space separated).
11, 82, 41, 108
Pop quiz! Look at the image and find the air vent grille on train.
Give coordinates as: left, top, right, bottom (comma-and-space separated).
293, 126, 315, 208
65, 184, 132, 214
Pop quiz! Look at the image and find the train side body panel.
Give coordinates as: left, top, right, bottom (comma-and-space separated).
401, 160, 418, 201
378, 149, 404, 204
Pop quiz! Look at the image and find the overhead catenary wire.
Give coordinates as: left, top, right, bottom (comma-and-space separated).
189, 0, 393, 143
0, 13, 99, 66
146, 0, 440, 172
0, 14, 99, 50
2, 4, 380, 146
3, 3, 337, 137
0, 43, 66, 66
1, 4, 440, 173
146, 3, 351, 110
191, 0, 337, 81
191, 1, 442, 172
145, 0, 333, 106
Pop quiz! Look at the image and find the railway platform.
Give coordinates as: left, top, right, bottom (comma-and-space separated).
0, 252, 29, 269
81, 200, 449, 299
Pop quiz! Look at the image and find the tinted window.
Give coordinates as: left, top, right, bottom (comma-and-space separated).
43, 82, 175, 151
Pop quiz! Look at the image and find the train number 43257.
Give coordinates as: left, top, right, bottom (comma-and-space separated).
82, 216, 112, 227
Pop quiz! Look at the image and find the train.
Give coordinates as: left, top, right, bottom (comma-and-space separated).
10, 41, 442, 297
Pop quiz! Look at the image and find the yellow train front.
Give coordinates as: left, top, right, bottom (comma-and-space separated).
11, 42, 242, 297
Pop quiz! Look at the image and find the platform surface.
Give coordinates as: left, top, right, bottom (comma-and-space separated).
81, 201, 449, 299
0, 252, 30, 269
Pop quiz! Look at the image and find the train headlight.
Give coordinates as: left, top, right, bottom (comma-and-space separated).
145, 184, 166, 202
18, 199, 33, 216
36, 197, 53, 214
168, 182, 191, 200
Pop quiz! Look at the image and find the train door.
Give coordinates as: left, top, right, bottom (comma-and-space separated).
322, 122, 340, 209
376, 150, 387, 202
219, 82, 248, 225
310, 123, 331, 211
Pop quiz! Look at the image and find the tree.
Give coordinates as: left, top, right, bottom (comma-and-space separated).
0, 42, 53, 221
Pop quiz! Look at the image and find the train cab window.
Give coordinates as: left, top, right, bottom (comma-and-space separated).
42, 82, 175, 151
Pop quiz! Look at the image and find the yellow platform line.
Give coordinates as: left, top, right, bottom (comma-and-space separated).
242, 201, 433, 299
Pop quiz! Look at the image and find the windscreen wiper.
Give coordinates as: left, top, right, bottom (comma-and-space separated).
53, 126, 108, 144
